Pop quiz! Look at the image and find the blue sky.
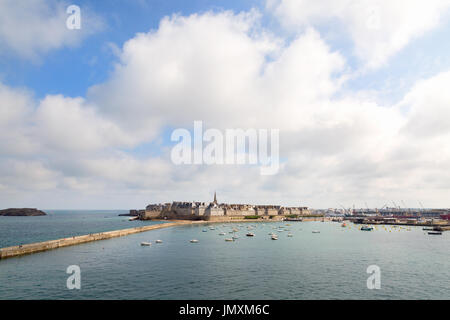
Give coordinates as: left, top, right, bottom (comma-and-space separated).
1, 0, 266, 98
1, 0, 449, 104
1, 0, 450, 209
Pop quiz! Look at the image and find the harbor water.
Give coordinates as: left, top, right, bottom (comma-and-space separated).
0, 213, 448, 299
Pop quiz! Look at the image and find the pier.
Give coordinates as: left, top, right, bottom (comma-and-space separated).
0, 220, 200, 260
0, 216, 328, 260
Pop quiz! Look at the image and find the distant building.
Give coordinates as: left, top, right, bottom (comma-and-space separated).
139, 192, 310, 221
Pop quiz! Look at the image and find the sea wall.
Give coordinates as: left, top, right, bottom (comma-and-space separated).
0, 221, 198, 260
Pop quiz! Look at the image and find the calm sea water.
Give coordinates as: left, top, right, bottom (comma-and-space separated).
0, 210, 164, 247
0, 215, 448, 299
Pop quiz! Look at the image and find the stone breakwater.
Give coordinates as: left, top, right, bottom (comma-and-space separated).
0, 217, 325, 260
0, 220, 203, 260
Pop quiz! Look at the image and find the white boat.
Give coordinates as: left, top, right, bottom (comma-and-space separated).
246, 232, 255, 237
155, 240, 163, 243
202, 229, 207, 232
312, 230, 320, 233
232, 236, 239, 240
141, 242, 151, 246
190, 239, 199, 243
225, 238, 234, 242
219, 232, 226, 236
287, 233, 293, 237
271, 235, 278, 240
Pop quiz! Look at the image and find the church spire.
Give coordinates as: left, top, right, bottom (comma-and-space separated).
213, 191, 217, 204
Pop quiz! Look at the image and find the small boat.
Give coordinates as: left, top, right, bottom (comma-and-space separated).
287, 233, 293, 237
219, 232, 226, 236
312, 230, 320, 233
225, 238, 234, 242
341, 223, 347, 227
428, 231, 442, 235
190, 239, 199, 243
232, 236, 239, 240
284, 217, 303, 222
202, 229, 208, 232
155, 240, 163, 243
271, 235, 278, 240
141, 242, 151, 246
361, 226, 374, 231
246, 232, 255, 237
422, 227, 434, 231
129, 216, 138, 221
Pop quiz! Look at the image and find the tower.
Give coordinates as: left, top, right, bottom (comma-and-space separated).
213, 191, 217, 205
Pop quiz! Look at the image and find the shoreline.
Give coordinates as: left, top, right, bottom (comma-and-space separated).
0, 217, 323, 260
1, 216, 444, 260
0, 220, 202, 260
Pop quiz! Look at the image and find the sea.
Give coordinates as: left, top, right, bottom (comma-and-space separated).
0, 211, 448, 299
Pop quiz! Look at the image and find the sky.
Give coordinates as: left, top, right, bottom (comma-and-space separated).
1, 0, 450, 209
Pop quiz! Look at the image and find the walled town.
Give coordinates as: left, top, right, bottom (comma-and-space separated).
134, 192, 310, 221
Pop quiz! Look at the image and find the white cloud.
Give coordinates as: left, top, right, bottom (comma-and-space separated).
0, 0, 104, 60
0, 10, 450, 208
89, 10, 280, 131
0, 83, 37, 156
89, 13, 348, 135
267, 0, 450, 69
34, 95, 137, 152
397, 71, 450, 139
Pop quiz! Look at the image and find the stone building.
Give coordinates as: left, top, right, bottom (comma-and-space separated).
139, 192, 310, 221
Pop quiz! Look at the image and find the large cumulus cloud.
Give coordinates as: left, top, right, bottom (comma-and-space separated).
1, 9, 449, 208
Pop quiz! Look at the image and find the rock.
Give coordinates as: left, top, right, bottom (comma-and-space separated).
0, 208, 47, 216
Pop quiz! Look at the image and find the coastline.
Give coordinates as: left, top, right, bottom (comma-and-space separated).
0, 220, 197, 260
0, 217, 325, 260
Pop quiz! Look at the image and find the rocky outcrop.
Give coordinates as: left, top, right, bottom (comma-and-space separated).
0, 208, 46, 216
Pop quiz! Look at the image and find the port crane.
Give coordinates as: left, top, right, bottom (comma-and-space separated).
392, 201, 401, 213
418, 201, 425, 216
339, 204, 352, 215
364, 202, 372, 215
401, 200, 410, 215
